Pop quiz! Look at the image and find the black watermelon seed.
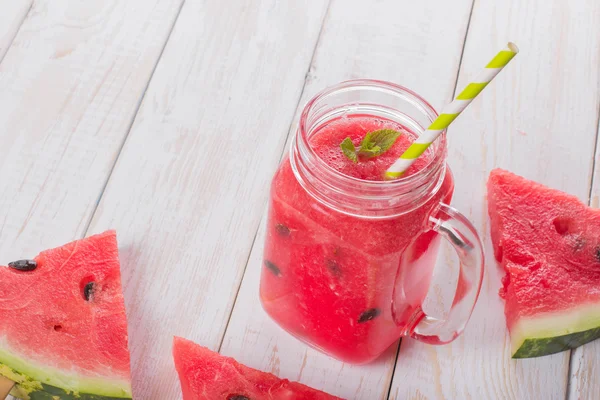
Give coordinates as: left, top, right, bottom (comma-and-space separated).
275, 223, 291, 237
227, 396, 250, 400
84, 282, 95, 301
264, 260, 281, 277
358, 308, 380, 323
326, 259, 341, 277
595, 247, 600, 262
8, 259, 37, 272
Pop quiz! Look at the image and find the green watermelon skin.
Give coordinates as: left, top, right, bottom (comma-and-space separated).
173, 337, 344, 400
487, 169, 600, 358
0, 231, 132, 399
513, 326, 600, 359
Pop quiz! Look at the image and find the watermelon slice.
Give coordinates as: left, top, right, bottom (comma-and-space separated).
173, 337, 343, 400
487, 169, 600, 358
0, 231, 132, 399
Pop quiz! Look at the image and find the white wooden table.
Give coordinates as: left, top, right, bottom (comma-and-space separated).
1, 0, 599, 399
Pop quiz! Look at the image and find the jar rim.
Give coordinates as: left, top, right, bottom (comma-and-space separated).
291, 79, 448, 218
298, 79, 447, 191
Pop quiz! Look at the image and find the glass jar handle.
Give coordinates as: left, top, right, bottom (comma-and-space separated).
410, 203, 485, 344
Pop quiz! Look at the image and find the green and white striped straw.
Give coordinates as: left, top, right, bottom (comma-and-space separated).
385, 42, 519, 179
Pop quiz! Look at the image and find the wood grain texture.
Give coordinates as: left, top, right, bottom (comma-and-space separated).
572, 24, 600, 395
569, 338, 600, 400
220, 0, 474, 399
0, 0, 183, 258
0, 0, 183, 398
0, 0, 31, 62
391, 0, 600, 399
85, 1, 329, 398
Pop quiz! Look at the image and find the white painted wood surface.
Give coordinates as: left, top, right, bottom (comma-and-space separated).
0, 0, 31, 62
1, 0, 599, 399
0, 0, 183, 258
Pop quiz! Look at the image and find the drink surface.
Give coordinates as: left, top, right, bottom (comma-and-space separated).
309, 115, 429, 180
261, 115, 454, 363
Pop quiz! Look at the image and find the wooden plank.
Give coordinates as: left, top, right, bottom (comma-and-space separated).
219, 1, 474, 398
85, 1, 329, 397
0, 376, 14, 400
391, 0, 600, 399
569, 339, 600, 400
0, 1, 183, 397
571, 116, 600, 397
0, 0, 32, 62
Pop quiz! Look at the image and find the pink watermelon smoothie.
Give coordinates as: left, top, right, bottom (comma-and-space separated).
260, 115, 454, 364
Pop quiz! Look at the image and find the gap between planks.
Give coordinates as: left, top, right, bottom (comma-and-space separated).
566, 92, 600, 400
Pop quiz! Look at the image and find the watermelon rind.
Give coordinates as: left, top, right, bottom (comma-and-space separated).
0, 344, 132, 399
511, 303, 600, 358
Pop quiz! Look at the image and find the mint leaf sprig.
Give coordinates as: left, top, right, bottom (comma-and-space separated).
340, 137, 358, 162
339, 129, 401, 163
